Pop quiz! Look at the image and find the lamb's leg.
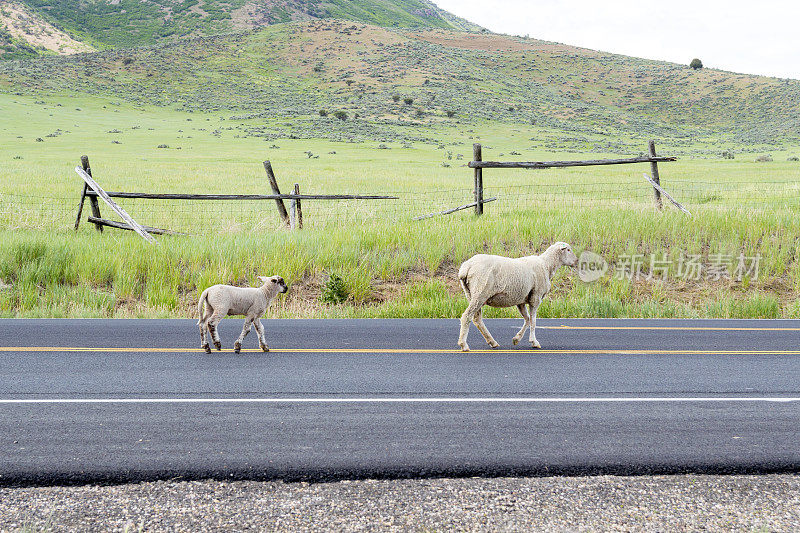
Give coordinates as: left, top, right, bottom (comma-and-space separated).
528, 302, 541, 349
207, 312, 223, 351
253, 319, 269, 352
512, 304, 530, 345
473, 308, 499, 348
233, 318, 253, 354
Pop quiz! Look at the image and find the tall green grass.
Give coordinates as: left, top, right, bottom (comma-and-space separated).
1, 200, 797, 318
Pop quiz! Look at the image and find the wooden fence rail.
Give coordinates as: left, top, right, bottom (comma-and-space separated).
469, 141, 677, 215
73, 156, 397, 241
83, 191, 397, 201
467, 155, 676, 169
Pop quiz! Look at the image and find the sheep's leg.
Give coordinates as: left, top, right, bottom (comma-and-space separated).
512, 304, 530, 346
199, 304, 213, 353
473, 309, 499, 348
253, 319, 269, 352
458, 300, 482, 352
528, 302, 541, 349
207, 312, 224, 351
199, 321, 211, 354
233, 318, 253, 354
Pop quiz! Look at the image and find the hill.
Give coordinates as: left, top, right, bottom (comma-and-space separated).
0, 1, 95, 59
1, 0, 481, 55
2, 20, 798, 150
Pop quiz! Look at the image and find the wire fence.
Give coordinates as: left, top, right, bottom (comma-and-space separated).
2, 174, 799, 234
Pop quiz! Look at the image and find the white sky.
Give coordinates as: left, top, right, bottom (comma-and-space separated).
434, 0, 800, 80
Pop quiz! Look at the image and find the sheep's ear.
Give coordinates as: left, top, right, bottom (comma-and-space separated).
257, 276, 268, 284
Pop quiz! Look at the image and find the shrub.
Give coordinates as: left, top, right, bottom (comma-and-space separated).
755, 154, 772, 162
690, 58, 703, 70
333, 110, 348, 121
392, 94, 400, 102
321, 274, 348, 304
445, 110, 456, 118
721, 150, 734, 159
122, 57, 134, 65
403, 97, 413, 105
319, 109, 328, 117
787, 155, 799, 162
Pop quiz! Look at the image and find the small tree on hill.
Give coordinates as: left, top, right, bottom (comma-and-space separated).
690, 58, 703, 70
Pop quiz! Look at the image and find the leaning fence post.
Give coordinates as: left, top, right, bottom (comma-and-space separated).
289, 194, 297, 230
78, 156, 104, 232
473, 143, 484, 216
263, 160, 290, 226
74, 167, 157, 244
294, 183, 303, 229
648, 141, 663, 210
74, 183, 87, 231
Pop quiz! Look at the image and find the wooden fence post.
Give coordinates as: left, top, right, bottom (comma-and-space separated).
75, 167, 157, 244
74, 183, 87, 231
263, 160, 290, 226
648, 141, 663, 210
294, 183, 303, 229
473, 143, 484, 216
289, 195, 297, 230
78, 156, 104, 232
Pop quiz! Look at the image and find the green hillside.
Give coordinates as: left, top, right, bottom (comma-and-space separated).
2, 20, 798, 150
8, 0, 481, 50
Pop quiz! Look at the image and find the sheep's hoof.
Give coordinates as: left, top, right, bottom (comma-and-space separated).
512, 337, 520, 346
202, 344, 211, 354
459, 343, 470, 352
234, 342, 241, 354
213, 341, 222, 351
488, 341, 500, 349
260, 344, 269, 353
531, 341, 542, 349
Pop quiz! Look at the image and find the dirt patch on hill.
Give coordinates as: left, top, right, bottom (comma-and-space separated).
0, 1, 94, 55
411, 30, 600, 57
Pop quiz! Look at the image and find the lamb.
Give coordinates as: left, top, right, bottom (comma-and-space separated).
457, 242, 578, 352
197, 275, 288, 354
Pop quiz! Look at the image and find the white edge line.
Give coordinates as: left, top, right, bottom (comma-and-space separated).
1, 397, 799, 404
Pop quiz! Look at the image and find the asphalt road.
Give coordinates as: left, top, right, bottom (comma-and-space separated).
1, 318, 799, 485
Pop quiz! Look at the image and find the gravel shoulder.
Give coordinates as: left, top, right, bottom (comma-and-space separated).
2, 474, 799, 531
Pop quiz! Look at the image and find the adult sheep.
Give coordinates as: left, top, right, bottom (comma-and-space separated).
457, 242, 578, 351
197, 275, 288, 354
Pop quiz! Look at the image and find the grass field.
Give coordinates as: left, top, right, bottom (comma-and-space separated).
1, 91, 799, 319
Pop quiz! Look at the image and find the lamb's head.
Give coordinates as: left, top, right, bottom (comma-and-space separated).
551, 242, 578, 268
258, 275, 289, 294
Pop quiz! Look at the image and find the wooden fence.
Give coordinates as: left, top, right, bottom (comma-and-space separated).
73, 156, 397, 242
468, 141, 678, 215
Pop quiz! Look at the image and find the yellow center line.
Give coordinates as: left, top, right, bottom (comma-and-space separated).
1, 347, 800, 355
